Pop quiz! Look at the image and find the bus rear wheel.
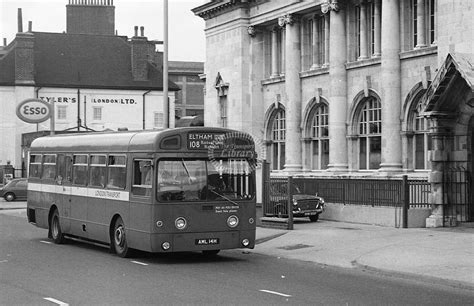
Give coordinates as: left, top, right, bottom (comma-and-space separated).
112, 217, 131, 258
50, 209, 65, 244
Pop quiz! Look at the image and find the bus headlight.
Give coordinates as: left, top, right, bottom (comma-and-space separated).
175, 217, 187, 230
162, 242, 170, 250
227, 215, 239, 228
242, 239, 250, 247
156, 220, 163, 228
248, 217, 254, 224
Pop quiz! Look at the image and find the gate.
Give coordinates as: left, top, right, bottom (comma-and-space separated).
443, 167, 472, 226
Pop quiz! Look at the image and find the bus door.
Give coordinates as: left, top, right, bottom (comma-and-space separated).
56, 154, 72, 233
128, 158, 154, 250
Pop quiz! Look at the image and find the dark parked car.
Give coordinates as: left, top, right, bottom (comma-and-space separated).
268, 181, 325, 222
0, 178, 28, 202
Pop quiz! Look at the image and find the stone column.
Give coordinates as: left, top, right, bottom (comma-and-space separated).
271, 27, 279, 77
281, 30, 286, 76
415, 0, 426, 48
358, 1, 368, 60
372, 0, 382, 57
323, 14, 330, 67
280, 14, 302, 172
426, 115, 452, 227
311, 15, 320, 69
379, 0, 402, 172
325, 2, 348, 172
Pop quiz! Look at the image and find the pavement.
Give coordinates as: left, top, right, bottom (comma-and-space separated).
254, 218, 474, 290
2, 201, 473, 290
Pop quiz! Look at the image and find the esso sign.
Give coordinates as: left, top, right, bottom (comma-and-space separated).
16, 98, 52, 124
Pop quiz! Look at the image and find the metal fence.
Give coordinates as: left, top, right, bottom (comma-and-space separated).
292, 177, 430, 208
443, 167, 472, 225
262, 164, 431, 229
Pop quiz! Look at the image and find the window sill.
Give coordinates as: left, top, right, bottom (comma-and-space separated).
346, 57, 381, 70
400, 46, 437, 60
261, 75, 285, 85
299, 66, 329, 79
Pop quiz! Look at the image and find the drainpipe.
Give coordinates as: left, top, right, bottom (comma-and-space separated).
80, 89, 86, 128
77, 89, 81, 131
143, 90, 151, 130
34, 87, 42, 132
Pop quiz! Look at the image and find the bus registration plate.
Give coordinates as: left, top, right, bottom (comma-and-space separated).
195, 238, 220, 245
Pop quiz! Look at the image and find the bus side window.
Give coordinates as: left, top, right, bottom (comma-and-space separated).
57, 154, 72, 184
29, 154, 42, 178
72, 154, 88, 186
132, 159, 152, 196
41, 154, 56, 180
89, 155, 107, 188
107, 155, 126, 189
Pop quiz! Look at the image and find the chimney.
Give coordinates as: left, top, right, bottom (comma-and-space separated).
18, 8, 23, 32
15, 32, 35, 85
3, 38, 6, 47
131, 26, 149, 81
28, 21, 32, 32
66, 0, 115, 35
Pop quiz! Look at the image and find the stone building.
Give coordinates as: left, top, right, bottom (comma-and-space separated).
169, 61, 205, 119
193, 0, 473, 226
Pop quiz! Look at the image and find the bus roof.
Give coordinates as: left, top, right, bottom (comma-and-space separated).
29, 127, 255, 154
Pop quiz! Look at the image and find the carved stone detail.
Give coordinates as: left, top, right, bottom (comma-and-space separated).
278, 14, 299, 27
321, 0, 341, 14
247, 25, 256, 37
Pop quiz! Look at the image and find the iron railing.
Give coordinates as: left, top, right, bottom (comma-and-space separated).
443, 167, 471, 225
262, 169, 431, 229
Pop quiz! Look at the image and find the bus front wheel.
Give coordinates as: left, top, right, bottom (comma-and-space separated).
112, 217, 131, 258
50, 209, 65, 244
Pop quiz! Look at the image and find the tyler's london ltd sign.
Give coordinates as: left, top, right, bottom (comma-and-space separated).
38, 96, 137, 104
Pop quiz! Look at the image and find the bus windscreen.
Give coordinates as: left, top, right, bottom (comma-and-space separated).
157, 159, 254, 202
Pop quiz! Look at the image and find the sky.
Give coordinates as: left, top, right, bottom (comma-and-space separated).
0, 0, 207, 62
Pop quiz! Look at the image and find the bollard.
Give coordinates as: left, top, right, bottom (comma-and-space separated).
287, 176, 294, 230
402, 175, 409, 228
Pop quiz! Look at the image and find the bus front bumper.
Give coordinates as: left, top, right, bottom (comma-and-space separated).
150, 230, 255, 253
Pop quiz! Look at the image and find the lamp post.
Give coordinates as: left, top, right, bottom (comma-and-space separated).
163, 0, 169, 128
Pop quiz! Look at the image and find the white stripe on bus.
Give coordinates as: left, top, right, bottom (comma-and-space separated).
28, 182, 129, 201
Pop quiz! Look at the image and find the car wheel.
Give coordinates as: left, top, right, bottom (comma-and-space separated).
202, 250, 220, 256
4, 193, 15, 202
112, 216, 131, 258
50, 209, 65, 244
309, 214, 319, 222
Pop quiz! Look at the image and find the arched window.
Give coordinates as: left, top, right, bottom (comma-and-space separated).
413, 109, 432, 169
358, 97, 381, 169
270, 110, 286, 170
309, 104, 329, 169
